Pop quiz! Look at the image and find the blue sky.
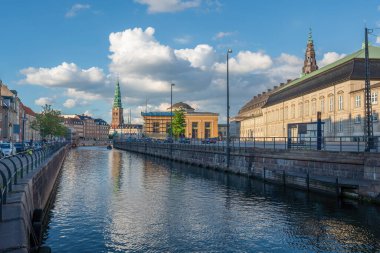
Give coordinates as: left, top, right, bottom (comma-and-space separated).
1, 0, 380, 123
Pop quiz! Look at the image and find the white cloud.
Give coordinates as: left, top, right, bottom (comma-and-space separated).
63, 99, 76, 108
135, 0, 200, 13
20, 62, 105, 88
65, 88, 102, 101
175, 44, 216, 70
35, 97, 54, 106
267, 53, 303, 80
213, 51, 273, 74
214, 31, 233, 39
319, 52, 346, 67
377, 36, 380, 44
174, 35, 192, 44
109, 27, 175, 74
108, 27, 212, 95
65, 4, 91, 18
21, 26, 334, 124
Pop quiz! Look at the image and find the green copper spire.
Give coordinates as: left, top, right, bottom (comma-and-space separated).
308, 28, 313, 43
113, 80, 122, 108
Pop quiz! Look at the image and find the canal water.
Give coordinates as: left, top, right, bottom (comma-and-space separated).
44, 147, 380, 252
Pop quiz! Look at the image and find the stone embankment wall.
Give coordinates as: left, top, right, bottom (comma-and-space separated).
0, 146, 69, 253
114, 141, 380, 203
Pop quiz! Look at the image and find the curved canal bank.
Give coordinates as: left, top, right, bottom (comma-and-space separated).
44, 147, 380, 252
0, 144, 69, 253
113, 141, 380, 203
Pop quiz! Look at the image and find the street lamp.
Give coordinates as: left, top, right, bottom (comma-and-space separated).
226, 49, 232, 168
170, 83, 175, 140
22, 113, 27, 148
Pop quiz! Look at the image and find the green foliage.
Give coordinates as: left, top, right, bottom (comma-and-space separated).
30, 104, 68, 138
172, 109, 186, 138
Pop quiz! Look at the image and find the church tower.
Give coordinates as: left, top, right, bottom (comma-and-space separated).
302, 29, 318, 75
111, 80, 124, 129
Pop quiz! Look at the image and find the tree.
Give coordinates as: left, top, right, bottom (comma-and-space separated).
30, 104, 68, 139
171, 109, 186, 138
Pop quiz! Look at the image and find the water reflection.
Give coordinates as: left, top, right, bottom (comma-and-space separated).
44, 147, 380, 252
108, 150, 124, 192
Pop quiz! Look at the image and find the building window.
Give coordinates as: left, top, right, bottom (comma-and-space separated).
304, 101, 309, 116
320, 98, 325, 113
338, 95, 344, 111
311, 99, 316, 115
204, 122, 211, 139
329, 96, 334, 112
354, 115, 361, 124
338, 118, 343, 132
327, 120, 332, 133
372, 91, 378, 105
299, 103, 303, 118
355, 95, 361, 108
153, 122, 160, 133
284, 106, 288, 120
291, 104, 295, 119
191, 122, 198, 138
373, 112, 379, 122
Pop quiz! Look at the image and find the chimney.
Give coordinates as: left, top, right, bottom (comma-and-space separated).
280, 83, 285, 86
258, 94, 261, 97
287, 79, 292, 83
262, 91, 266, 95
273, 86, 278, 89
267, 89, 271, 92
253, 96, 257, 99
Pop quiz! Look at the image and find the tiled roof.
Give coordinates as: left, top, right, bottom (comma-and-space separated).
22, 104, 36, 116
237, 46, 380, 112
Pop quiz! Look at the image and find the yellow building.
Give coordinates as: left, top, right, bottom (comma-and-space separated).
142, 102, 219, 139
236, 32, 380, 139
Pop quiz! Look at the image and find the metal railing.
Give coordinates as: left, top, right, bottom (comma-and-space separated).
115, 136, 380, 153
0, 142, 67, 222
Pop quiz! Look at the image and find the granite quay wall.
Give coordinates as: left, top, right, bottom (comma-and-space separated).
0, 143, 69, 253
113, 141, 380, 203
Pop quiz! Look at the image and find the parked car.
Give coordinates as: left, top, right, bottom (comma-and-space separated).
14, 142, 28, 153
164, 137, 173, 143
201, 138, 217, 144
0, 143, 16, 156
33, 142, 42, 151
179, 138, 191, 144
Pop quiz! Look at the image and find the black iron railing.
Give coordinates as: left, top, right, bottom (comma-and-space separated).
114, 136, 380, 153
0, 142, 68, 222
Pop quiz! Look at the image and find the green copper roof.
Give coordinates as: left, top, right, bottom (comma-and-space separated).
113, 81, 122, 108
275, 45, 380, 94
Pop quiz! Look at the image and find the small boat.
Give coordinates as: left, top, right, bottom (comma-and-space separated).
106, 145, 112, 150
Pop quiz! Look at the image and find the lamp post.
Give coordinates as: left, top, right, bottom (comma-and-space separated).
170, 83, 175, 140
226, 49, 232, 168
22, 113, 26, 148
